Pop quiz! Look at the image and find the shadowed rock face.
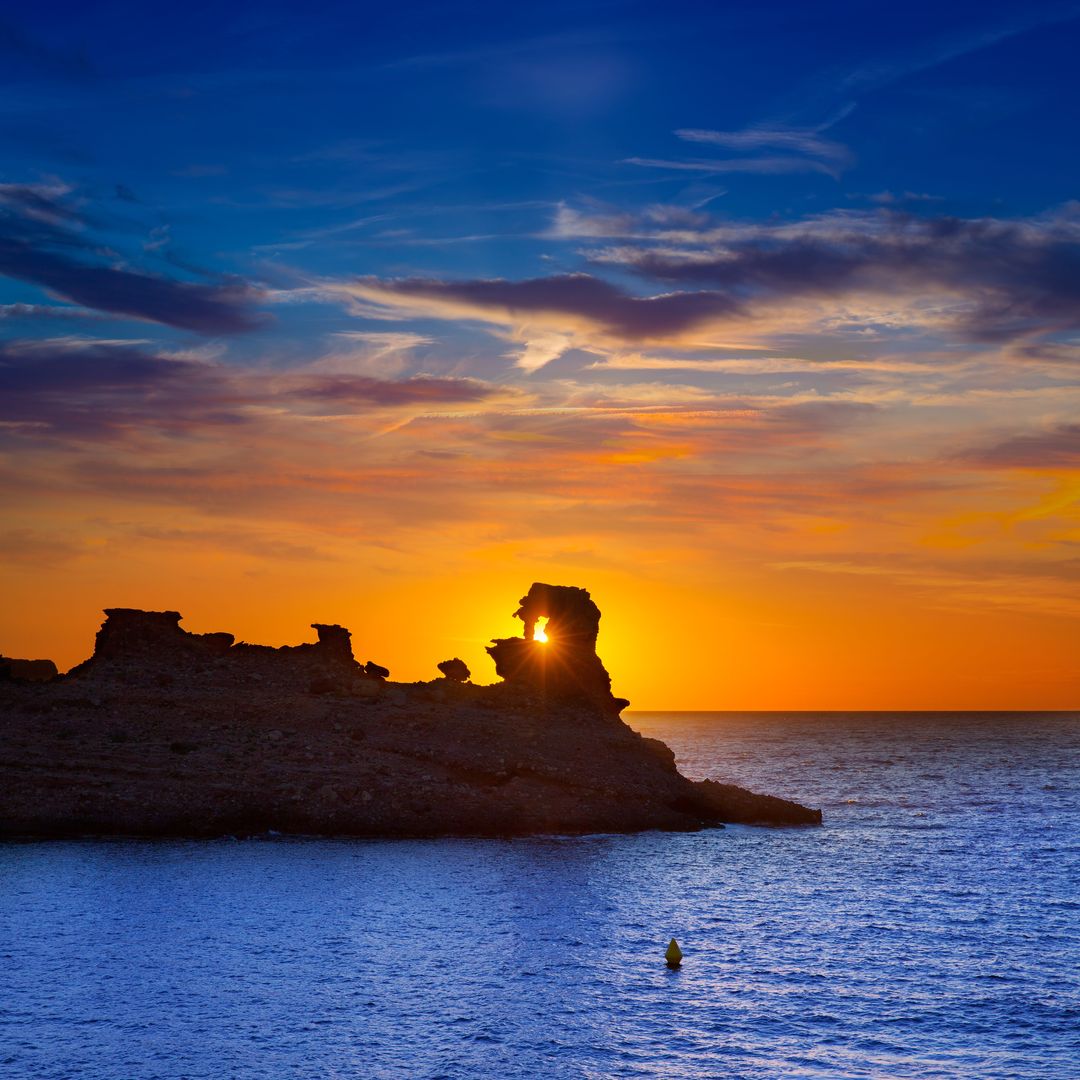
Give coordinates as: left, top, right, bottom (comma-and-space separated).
0, 585, 822, 837
0, 656, 58, 683
486, 583, 629, 713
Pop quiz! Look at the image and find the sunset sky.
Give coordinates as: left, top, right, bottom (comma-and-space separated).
2, 1, 1079, 708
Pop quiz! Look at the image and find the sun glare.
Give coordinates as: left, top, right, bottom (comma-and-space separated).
534, 620, 549, 644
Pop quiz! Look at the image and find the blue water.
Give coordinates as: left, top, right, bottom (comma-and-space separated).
1, 712, 1078, 1079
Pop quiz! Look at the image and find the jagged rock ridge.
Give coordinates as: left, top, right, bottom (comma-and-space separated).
0, 584, 821, 837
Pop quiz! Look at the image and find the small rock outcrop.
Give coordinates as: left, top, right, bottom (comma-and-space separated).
437, 658, 470, 682
0, 585, 822, 838
310, 624, 354, 663
487, 583, 628, 713
0, 656, 58, 683
693, 779, 822, 826
88, 608, 234, 662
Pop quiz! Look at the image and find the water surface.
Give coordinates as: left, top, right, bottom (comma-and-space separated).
2, 712, 1077, 1078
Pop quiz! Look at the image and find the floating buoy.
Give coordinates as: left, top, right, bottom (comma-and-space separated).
665, 938, 683, 968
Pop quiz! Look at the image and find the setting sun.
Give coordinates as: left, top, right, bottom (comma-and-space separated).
534, 621, 549, 644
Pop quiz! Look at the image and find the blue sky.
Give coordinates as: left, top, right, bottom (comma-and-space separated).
2, 1, 1080, 705
5, 0, 1080, 366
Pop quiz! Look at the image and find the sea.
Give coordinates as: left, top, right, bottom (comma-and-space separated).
1, 711, 1078, 1079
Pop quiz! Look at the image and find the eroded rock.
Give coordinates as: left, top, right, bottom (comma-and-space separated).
437, 658, 470, 682
486, 583, 628, 713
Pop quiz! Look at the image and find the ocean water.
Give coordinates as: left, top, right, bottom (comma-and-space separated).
1, 712, 1078, 1079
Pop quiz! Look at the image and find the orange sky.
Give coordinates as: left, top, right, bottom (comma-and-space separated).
4, 6, 1080, 709
4, 374, 1078, 708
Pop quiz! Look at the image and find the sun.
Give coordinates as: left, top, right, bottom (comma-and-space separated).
534, 620, 549, 644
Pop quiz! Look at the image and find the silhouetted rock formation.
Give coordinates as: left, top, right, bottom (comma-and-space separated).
89, 608, 233, 662
71, 608, 364, 676
0, 656, 58, 683
487, 583, 629, 713
310, 623, 354, 663
0, 586, 821, 838
437, 658, 470, 682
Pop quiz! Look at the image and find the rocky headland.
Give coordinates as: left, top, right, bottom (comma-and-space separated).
0, 583, 821, 838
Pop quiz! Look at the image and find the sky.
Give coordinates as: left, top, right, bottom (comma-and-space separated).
2, 0, 1079, 708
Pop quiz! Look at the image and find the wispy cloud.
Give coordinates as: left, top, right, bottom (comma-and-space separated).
0, 301, 104, 321
0, 179, 267, 334
839, 6, 1080, 98
624, 110, 854, 180
675, 125, 851, 167
0, 338, 503, 441
623, 155, 837, 177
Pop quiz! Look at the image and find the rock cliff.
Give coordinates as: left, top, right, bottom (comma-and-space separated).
0, 584, 821, 838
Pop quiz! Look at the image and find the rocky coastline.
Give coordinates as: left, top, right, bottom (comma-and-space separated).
0, 584, 821, 838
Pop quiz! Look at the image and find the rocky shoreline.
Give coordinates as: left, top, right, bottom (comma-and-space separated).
0, 585, 821, 838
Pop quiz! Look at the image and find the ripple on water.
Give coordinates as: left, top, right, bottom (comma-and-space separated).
0, 712, 1078, 1079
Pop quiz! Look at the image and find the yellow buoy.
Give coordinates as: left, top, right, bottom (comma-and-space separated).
665, 938, 683, 968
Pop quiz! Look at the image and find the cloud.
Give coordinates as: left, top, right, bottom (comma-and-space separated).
337, 203, 1080, 363
869, 191, 944, 205
580, 205, 1080, 344
311, 331, 433, 378
839, 8, 1080, 99
344, 273, 742, 360
0, 180, 81, 225
622, 155, 837, 177
0, 179, 266, 334
622, 114, 854, 180
675, 126, 851, 166
0, 339, 229, 438
959, 424, 1080, 469
589, 352, 927, 374
0, 527, 87, 566
0, 302, 104, 321
0, 338, 503, 441
0, 235, 266, 334
295, 373, 500, 408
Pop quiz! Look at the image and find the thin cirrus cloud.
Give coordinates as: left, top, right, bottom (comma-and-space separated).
622, 155, 839, 177
0, 338, 503, 440
623, 118, 853, 178
674, 126, 851, 166
0, 181, 267, 334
